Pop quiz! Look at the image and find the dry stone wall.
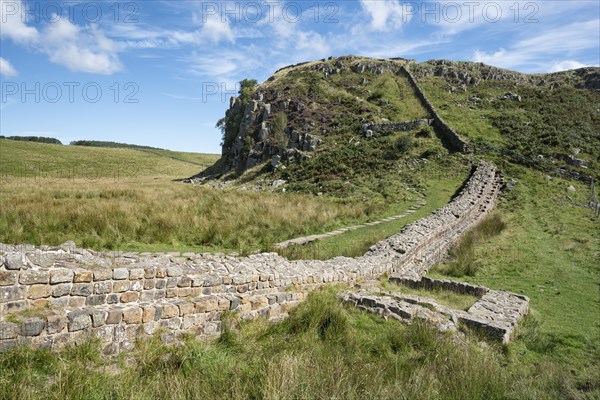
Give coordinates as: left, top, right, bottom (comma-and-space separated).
0, 162, 503, 353
400, 65, 471, 153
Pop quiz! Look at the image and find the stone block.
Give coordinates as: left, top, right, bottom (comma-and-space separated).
94, 281, 112, 294
178, 288, 192, 297
155, 267, 166, 278
177, 302, 194, 316
166, 266, 183, 277
155, 279, 166, 289
50, 268, 74, 284
143, 279, 155, 290
177, 276, 191, 288
129, 268, 144, 280
86, 294, 106, 306
73, 270, 93, 283
120, 291, 140, 303
93, 269, 112, 281
71, 283, 93, 297
28, 284, 52, 299
19, 270, 49, 285
162, 303, 179, 319
129, 280, 143, 291
106, 309, 123, 324
166, 278, 178, 288
142, 305, 156, 322
68, 297, 86, 308
122, 307, 142, 324
113, 268, 129, 280
107, 294, 119, 304
143, 267, 156, 279
4, 253, 26, 270
0, 270, 18, 286
67, 310, 91, 332
46, 313, 67, 334
112, 280, 129, 293
90, 310, 107, 327
166, 288, 178, 298
0, 286, 27, 302
0, 321, 19, 339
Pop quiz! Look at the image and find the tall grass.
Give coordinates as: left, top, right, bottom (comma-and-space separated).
435, 213, 507, 277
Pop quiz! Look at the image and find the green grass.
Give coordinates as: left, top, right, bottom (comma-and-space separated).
0, 288, 585, 400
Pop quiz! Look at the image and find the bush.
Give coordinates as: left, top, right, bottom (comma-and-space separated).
394, 135, 414, 153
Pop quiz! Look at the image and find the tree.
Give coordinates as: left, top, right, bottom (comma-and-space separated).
239, 79, 257, 101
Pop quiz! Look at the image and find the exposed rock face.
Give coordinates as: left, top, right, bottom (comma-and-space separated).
0, 162, 514, 352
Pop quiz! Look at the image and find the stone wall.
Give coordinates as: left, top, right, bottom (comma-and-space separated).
0, 162, 501, 353
400, 65, 471, 153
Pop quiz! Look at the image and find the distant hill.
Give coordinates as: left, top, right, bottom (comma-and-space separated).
0, 139, 220, 180
1, 135, 62, 145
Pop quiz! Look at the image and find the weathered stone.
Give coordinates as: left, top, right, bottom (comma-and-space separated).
94, 281, 112, 294
46, 314, 67, 334
90, 310, 107, 327
162, 303, 179, 318
106, 309, 123, 324
166, 267, 183, 277
142, 306, 156, 322
19, 270, 49, 285
93, 269, 112, 281
0, 286, 27, 302
113, 268, 129, 280
129, 268, 144, 280
71, 283, 93, 297
122, 307, 142, 324
120, 291, 140, 303
67, 310, 91, 332
50, 268, 74, 284
112, 280, 129, 293
0, 270, 18, 286
0, 322, 20, 339
4, 253, 26, 270
28, 284, 52, 299
73, 270, 93, 283
86, 294, 106, 306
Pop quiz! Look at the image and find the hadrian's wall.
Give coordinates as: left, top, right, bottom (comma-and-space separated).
400, 65, 471, 153
0, 162, 501, 353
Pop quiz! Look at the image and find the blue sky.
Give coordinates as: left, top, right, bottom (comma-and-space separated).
1, 0, 598, 153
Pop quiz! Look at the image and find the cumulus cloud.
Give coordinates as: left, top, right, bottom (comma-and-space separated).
359, 0, 410, 31
0, 57, 18, 77
41, 18, 122, 74
0, 1, 122, 74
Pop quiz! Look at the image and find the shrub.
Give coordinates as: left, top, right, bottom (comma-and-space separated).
394, 135, 414, 153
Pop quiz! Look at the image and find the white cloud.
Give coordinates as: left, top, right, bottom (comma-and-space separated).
40, 19, 122, 74
549, 60, 596, 72
0, 0, 39, 43
201, 13, 235, 43
359, 0, 410, 31
0, 57, 18, 77
472, 20, 600, 72
1, 1, 122, 75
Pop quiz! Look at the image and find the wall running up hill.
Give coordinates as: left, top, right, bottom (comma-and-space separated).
0, 162, 501, 353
